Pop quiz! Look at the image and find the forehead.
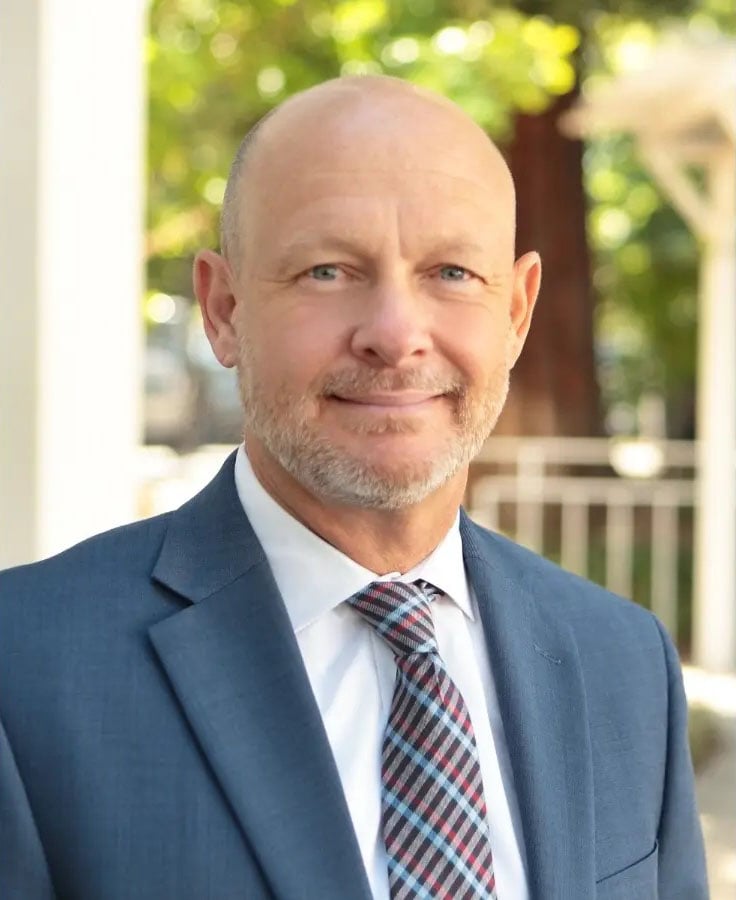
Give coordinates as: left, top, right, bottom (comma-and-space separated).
242, 159, 513, 262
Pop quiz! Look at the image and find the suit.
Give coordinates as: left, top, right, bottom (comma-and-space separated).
0, 451, 707, 899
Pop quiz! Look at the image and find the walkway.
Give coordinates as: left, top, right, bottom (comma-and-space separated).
685, 667, 736, 899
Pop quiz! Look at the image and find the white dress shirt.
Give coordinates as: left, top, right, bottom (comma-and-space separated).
234, 446, 529, 899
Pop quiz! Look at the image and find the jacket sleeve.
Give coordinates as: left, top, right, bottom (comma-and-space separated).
653, 616, 709, 899
0, 713, 56, 900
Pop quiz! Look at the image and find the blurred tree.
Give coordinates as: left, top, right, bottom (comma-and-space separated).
503, 85, 598, 435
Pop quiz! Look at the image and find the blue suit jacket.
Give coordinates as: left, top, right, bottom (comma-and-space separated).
0, 453, 707, 899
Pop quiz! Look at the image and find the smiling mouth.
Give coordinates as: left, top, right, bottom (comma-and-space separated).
330, 392, 442, 409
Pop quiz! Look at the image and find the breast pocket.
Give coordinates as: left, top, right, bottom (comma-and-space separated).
595, 841, 658, 900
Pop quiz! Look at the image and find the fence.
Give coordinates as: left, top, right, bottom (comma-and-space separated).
467, 437, 696, 647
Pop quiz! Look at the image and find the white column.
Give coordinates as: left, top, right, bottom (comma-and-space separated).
0, 0, 147, 567
693, 145, 736, 672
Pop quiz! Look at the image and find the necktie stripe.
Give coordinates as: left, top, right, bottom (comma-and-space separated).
389, 673, 479, 757
386, 855, 450, 900
383, 738, 487, 812
395, 667, 474, 736
382, 720, 472, 793
382, 788, 495, 896
388, 848, 483, 900
358, 597, 436, 655
383, 780, 491, 872
381, 611, 434, 647
382, 729, 488, 826
379, 610, 435, 653
347, 580, 497, 899
383, 709, 483, 800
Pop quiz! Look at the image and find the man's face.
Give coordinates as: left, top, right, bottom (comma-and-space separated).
222, 90, 536, 509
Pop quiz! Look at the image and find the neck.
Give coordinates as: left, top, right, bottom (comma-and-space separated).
245, 438, 467, 574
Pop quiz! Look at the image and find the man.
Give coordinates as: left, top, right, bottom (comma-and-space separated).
0, 76, 706, 899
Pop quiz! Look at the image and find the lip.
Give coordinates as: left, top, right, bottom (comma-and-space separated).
330, 392, 442, 408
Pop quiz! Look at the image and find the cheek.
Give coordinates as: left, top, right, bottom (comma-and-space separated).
438, 308, 511, 384
248, 305, 348, 390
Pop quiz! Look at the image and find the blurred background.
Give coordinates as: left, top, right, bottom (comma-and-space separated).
1, 0, 734, 893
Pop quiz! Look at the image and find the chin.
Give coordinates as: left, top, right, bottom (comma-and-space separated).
319, 471, 453, 511
342, 439, 446, 471
336, 425, 443, 451
313, 448, 464, 509
256, 417, 472, 508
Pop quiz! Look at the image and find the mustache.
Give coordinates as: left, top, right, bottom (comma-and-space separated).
318, 368, 466, 397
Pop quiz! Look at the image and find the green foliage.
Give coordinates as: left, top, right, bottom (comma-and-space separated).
588, 133, 699, 419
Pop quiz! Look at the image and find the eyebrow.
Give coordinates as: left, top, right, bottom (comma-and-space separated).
424, 239, 489, 259
274, 235, 490, 269
278, 235, 368, 260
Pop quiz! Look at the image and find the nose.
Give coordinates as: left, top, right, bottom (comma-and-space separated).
350, 277, 433, 367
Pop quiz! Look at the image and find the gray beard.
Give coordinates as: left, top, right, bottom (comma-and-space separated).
236, 349, 510, 510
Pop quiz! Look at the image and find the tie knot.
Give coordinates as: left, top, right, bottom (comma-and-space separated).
347, 580, 441, 658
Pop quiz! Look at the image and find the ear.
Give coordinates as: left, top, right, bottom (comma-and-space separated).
507, 251, 541, 368
193, 250, 239, 368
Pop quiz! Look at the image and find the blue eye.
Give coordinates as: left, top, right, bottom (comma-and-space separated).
309, 264, 339, 281
439, 265, 470, 281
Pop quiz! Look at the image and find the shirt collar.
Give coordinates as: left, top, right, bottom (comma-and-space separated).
233, 445, 474, 633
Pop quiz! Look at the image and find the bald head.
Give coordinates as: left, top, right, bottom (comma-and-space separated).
219, 76, 515, 266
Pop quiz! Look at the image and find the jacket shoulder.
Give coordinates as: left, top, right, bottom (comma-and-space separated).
462, 513, 660, 638
0, 513, 172, 608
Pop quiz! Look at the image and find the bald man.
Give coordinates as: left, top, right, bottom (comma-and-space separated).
0, 77, 706, 900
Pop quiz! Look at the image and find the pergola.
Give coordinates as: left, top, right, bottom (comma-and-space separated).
563, 35, 736, 671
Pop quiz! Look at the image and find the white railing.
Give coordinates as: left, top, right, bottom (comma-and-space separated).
468, 437, 696, 643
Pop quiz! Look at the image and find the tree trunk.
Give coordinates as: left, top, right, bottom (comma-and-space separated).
496, 89, 601, 436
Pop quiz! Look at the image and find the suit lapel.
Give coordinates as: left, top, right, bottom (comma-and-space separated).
461, 514, 595, 900
148, 453, 371, 900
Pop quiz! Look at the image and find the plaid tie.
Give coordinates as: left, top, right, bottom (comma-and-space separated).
347, 580, 497, 899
